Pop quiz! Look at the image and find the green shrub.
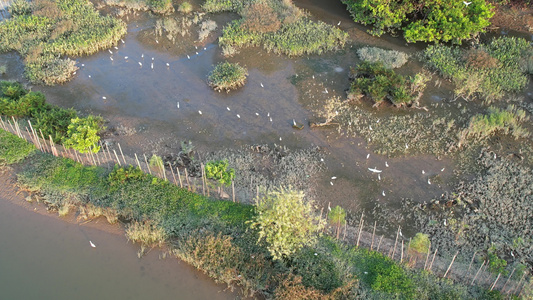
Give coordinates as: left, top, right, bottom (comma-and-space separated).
207, 61, 248, 92
148, 0, 174, 14
0, 129, 36, 165
349, 61, 420, 107
63, 115, 104, 153
0, 91, 47, 118
410, 233, 430, 254
33, 107, 77, 144
205, 160, 235, 186
328, 205, 346, 239
109, 165, 145, 186
178, 2, 193, 14
8, 0, 32, 17
202, 0, 246, 13
248, 187, 325, 260
343, 0, 494, 44
291, 247, 344, 293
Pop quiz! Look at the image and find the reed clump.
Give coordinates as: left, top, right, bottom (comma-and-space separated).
0, 0, 126, 85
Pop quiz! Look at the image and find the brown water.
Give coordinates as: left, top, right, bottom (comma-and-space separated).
0, 191, 236, 300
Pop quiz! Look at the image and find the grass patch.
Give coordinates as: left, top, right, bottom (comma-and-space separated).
424, 37, 532, 101
207, 61, 248, 92
0, 0, 126, 85
207, 0, 347, 57
0, 128, 36, 165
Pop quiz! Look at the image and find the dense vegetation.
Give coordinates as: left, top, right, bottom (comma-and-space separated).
0, 0, 126, 85
0, 127, 505, 298
0, 81, 104, 152
342, 0, 494, 43
204, 0, 347, 57
424, 36, 532, 101
207, 61, 248, 92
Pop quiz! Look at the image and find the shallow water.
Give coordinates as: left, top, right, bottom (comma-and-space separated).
0, 193, 236, 300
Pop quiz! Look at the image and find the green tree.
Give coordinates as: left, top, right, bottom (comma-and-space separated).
248, 187, 325, 260
63, 116, 103, 153
328, 205, 346, 239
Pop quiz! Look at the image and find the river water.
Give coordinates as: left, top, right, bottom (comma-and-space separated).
0, 187, 236, 300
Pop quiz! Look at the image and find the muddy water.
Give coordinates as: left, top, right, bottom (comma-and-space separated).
0, 194, 236, 300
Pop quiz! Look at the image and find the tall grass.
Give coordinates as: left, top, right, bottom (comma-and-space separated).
0, 0, 126, 85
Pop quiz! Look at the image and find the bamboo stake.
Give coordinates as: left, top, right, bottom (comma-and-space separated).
376, 235, 384, 252
200, 164, 205, 196
12, 116, 22, 137
113, 149, 121, 166
342, 221, 347, 241
49, 135, 57, 156
514, 272, 526, 296
184, 168, 190, 191
232, 180, 235, 202
39, 129, 48, 153
135, 153, 142, 171
117, 143, 127, 165
424, 242, 432, 270
490, 273, 501, 291
444, 251, 459, 278
392, 226, 400, 259
406, 238, 411, 262
467, 251, 478, 274
429, 248, 438, 271
7, 119, 16, 135
107, 146, 113, 166
356, 213, 364, 247
371, 221, 377, 250
25, 127, 34, 145
169, 162, 177, 186
400, 240, 404, 263
95, 149, 101, 165
143, 154, 151, 174
177, 167, 183, 188
0, 117, 6, 130
74, 150, 80, 163
471, 260, 486, 285
159, 160, 167, 181
501, 268, 515, 293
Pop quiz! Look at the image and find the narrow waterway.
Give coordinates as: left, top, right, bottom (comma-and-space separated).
0, 186, 237, 300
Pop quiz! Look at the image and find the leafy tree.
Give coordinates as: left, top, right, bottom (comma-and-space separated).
342, 0, 494, 44
328, 205, 346, 239
248, 187, 325, 260
63, 115, 103, 153
205, 160, 235, 186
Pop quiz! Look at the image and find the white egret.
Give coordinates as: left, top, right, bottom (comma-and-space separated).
90, 241, 96, 247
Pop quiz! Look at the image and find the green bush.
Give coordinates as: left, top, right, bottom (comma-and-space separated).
148, 0, 174, 14
487, 246, 508, 275
63, 115, 104, 153
33, 107, 77, 144
248, 187, 324, 260
178, 2, 193, 14
8, 0, 32, 17
291, 247, 344, 293
0, 129, 36, 165
207, 61, 248, 92
410, 233, 430, 254
342, 0, 494, 44
205, 160, 235, 186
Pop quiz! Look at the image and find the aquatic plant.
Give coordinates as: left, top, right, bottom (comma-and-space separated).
248, 187, 325, 260
343, 0, 494, 43
126, 220, 167, 247
207, 61, 248, 92
357, 47, 409, 69
0, 0, 126, 85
